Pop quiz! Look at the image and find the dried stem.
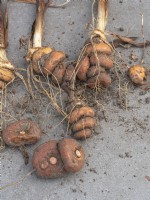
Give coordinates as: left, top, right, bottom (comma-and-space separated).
68, 72, 75, 101
96, 0, 108, 40
33, 0, 46, 48
4, 0, 8, 48
15, 0, 36, 3
15, 0, 70, 8
0, 0, 10, 62
0, 0, 5, 48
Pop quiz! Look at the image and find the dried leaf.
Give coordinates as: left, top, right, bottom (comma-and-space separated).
110, 34, 150, 48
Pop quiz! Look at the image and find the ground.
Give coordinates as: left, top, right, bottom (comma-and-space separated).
0, 0, 150, 200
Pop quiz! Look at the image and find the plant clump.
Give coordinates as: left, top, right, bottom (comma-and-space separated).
26, 0, 75, 88
77, 41, 113, 88
76, 0, 113, 89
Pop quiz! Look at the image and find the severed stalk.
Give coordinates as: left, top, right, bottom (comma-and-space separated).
0, 1, 15, 89
32, 0, 45, 48
96, 0, 108, 40
75, 0, 113, 89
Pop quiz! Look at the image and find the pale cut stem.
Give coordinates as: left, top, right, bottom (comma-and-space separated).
33, 0, 46, 48
96, 0, 108, 37
0, 48, 14, 70
0, 48, 8, 61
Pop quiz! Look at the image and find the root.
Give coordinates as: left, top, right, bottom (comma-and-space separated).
0, 133, 5, 152
0, 169, 35, 191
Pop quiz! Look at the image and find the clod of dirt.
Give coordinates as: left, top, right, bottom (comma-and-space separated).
2, 119, 41, 147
